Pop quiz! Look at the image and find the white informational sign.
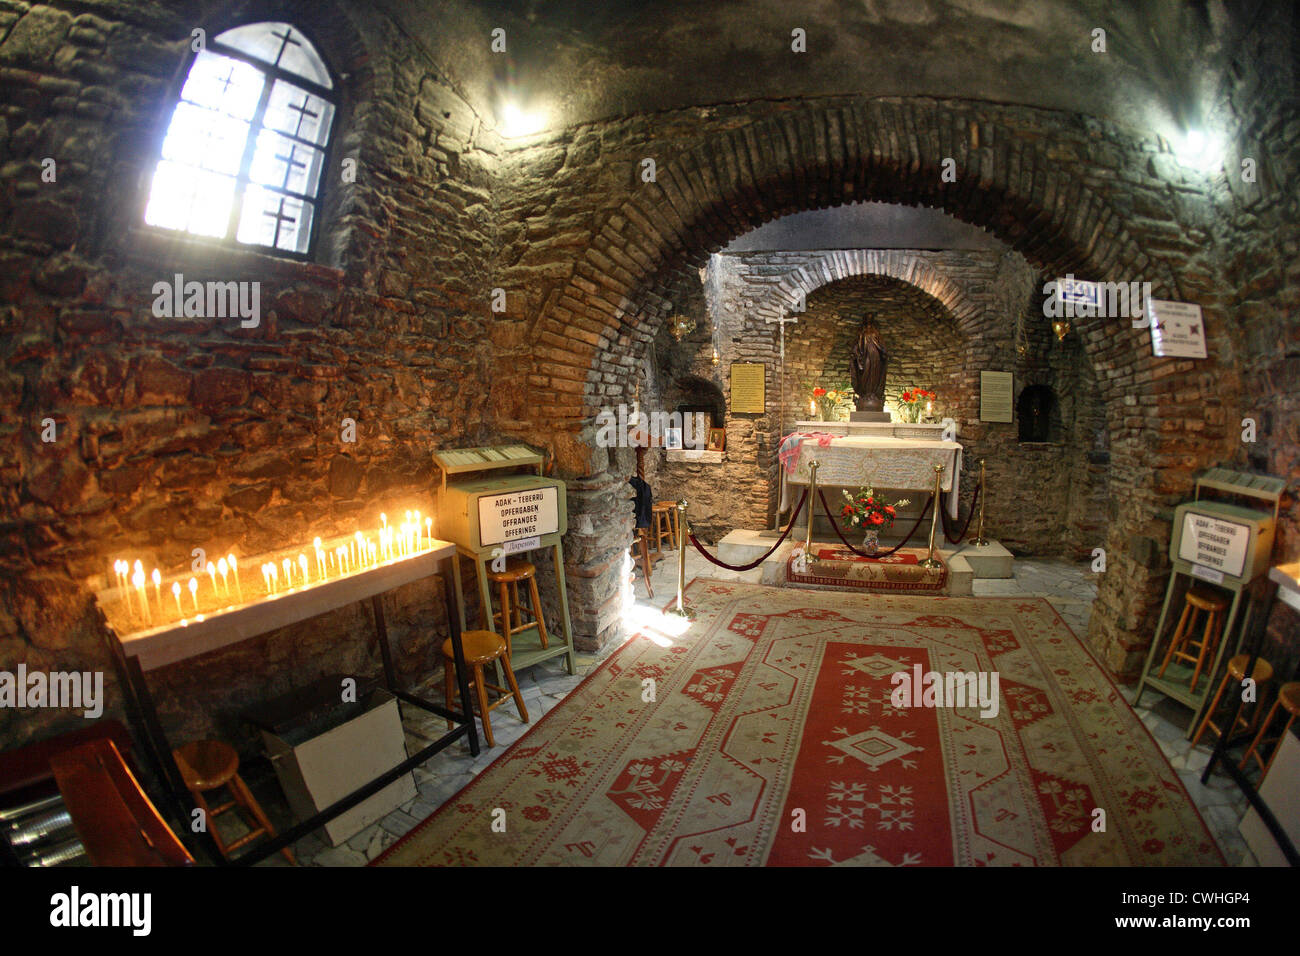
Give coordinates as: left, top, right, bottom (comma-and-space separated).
502, 536, 540, 555
478, 487, 558, 547
1146, 299, 1207, 358
1178, 511, 1249, 579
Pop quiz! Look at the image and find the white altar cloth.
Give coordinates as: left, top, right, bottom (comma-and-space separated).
786, 436, 963, 519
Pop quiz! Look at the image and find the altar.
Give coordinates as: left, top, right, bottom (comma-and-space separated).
782, 430, 963, 519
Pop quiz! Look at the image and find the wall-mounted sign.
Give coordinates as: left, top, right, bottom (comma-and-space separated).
730, 363, 766, 414
1177, 511, 1249, 579
478, 487, 559, 547
979, 371, 1014, 423
1146, 299, 1206, 358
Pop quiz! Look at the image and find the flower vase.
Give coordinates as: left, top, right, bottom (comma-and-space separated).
862, 528, 880, 555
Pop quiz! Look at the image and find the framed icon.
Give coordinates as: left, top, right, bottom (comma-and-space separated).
707, 427, 726, 451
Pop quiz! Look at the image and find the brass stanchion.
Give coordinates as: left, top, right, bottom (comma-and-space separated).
667, 499, 695, 620
920, 463, 944, 569
803, 459, 820, 559
969, 458, 990, 547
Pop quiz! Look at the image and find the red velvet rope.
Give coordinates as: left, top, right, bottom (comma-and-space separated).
939, 481, 981, 544
687, 487, 809, 572
817, 489, 933, 559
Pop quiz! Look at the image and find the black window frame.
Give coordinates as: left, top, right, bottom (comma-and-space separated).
140, 22, 339, 263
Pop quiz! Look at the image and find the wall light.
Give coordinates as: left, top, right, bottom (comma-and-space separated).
500, 101, 545, 138
1174, 128, 1223, 173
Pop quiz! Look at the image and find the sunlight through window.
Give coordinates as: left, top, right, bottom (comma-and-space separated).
143, 23, 335, 255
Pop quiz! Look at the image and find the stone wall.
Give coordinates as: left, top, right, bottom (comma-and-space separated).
0, 0, 504, 751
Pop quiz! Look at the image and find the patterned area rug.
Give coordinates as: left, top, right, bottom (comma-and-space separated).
375, 581, 1223, 866
787, 546, 947, 592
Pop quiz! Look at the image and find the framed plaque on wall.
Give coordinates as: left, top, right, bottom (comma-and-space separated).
730, 363, 765, 414
980, 371, 1014, 423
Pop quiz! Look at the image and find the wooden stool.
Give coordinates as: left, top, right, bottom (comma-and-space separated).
1192, 654, 1274, 749
1239, 681, 1300, 782
172, 740, 296, 865
630, 527, 655, 597
486, 558, 548, 654
652, 501, 679, 552
442, 630, 529, 748
1158, 584, 1229, 694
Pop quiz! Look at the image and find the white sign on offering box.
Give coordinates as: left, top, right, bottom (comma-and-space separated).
1146, 299, 1207, 358
478, 487, 559, 546
1177, 512, 1249, 579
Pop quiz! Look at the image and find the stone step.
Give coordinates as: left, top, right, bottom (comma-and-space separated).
717, 529, 780, 566
951, 540, 1014, 578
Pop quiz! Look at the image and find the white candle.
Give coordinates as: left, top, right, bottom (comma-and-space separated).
414, 511, 421, 549
217, 557, 229, 596
152, 569, 162, 614
188, 577, 199, 612
270, 563, 278, 592
133, 567, 151, 624
425, 517, 432, 547
351, 537, 358, 569
206, 561, 217, 596
282, 558, 291, 588
328, 551, 335, 572
299, 553, 308, 585
172, 581, 182, 617
228, 554, 243, 602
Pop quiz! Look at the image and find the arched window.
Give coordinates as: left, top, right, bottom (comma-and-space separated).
144, 22, 336, 256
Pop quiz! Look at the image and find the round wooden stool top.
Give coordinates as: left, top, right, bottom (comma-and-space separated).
486, 559, 536, 584
1276, 682, 1300, 716
1186, 585, 1228, 612
442, 630, 507, 665
653, 501, 674, 513
1226, 654, 1273, 684
173, 740, 239, 791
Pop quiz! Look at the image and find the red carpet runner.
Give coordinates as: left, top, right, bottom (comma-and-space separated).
376, 581, 1223, 866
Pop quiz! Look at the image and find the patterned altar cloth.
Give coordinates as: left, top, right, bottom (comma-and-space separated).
786, 436, 963, 518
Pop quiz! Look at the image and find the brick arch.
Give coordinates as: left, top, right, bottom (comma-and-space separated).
531, 98, 1183, 440
750, 250, 982, 336
529, 96, 1212, 676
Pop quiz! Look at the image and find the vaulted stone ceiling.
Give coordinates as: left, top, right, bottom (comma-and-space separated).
378, 0, 1269, 140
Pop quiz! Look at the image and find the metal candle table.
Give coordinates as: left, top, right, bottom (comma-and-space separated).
100, 540, 479, 866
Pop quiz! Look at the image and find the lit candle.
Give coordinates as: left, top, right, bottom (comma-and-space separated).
116, 561, 132, 615
270, 563, 278, 592
299, 553, 308, 585
217, 558, 229, 596
424, 517, 432, 547
282, 558, 292, 588
172, 581, 183, 616
351, 534, 359, 569
132, 561, 146, 620
133, 566, 151, 624
188, 577, 199, 612
261, 563, 271, 594
810, 399, 815, 416
926, 399, 932, 419
328, 550, 336, 572
414, 511, 421, 549
152, 569, 162, 614
206, 561, 217, 595
314, 539, 325, 579
228, 554, 242, 602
